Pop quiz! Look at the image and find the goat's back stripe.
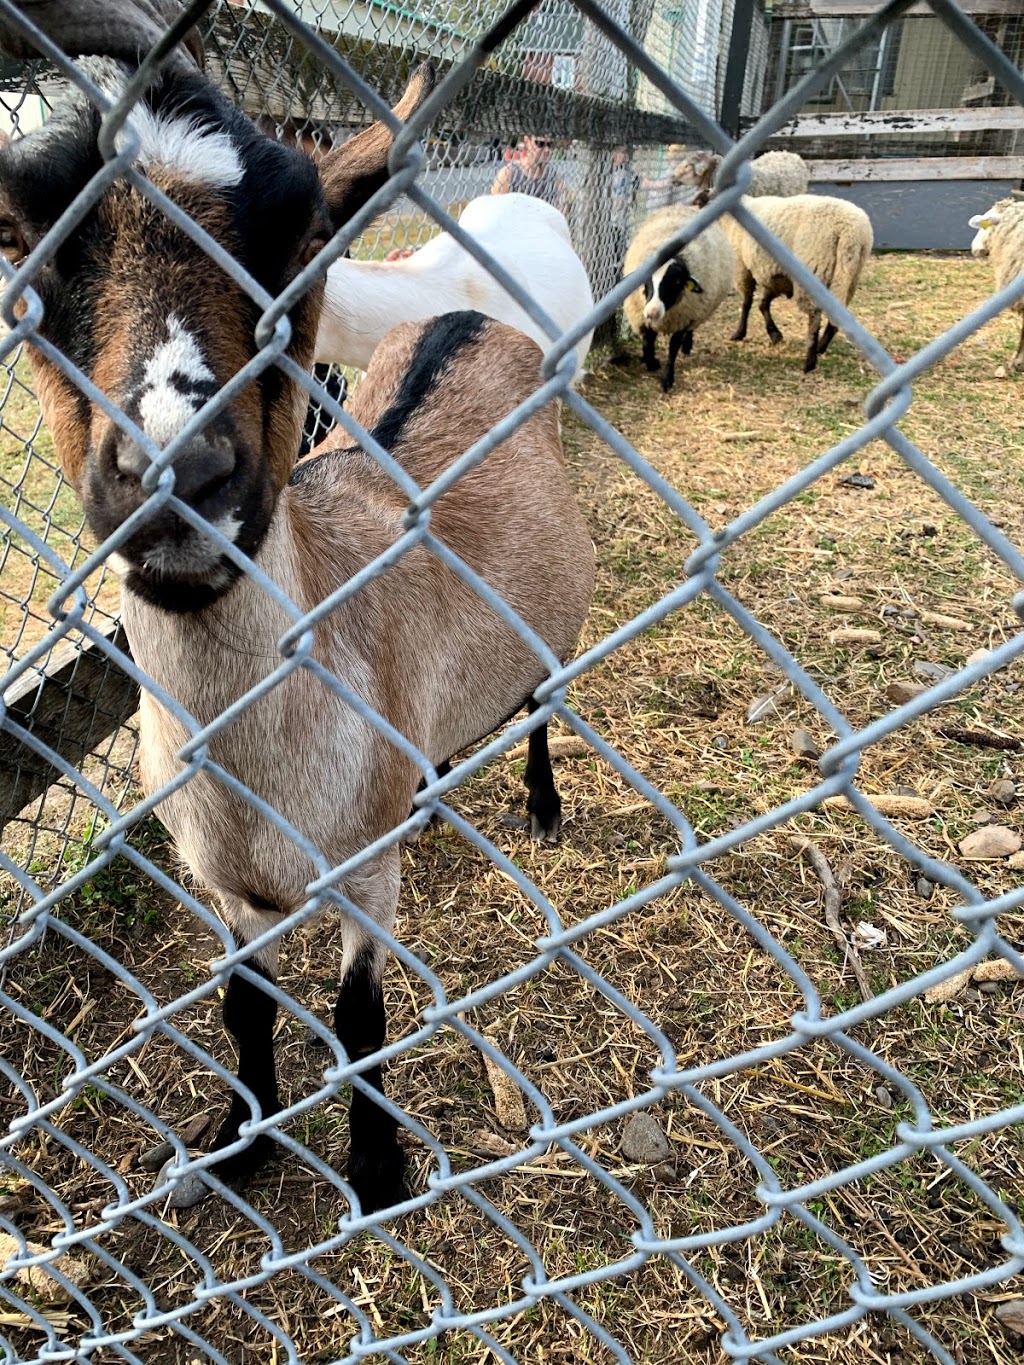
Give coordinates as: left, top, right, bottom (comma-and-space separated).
369, 309, 488, 455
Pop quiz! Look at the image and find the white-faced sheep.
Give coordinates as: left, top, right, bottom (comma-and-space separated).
969, 197, 1024, 372
675, 149, 810, 201
720, 194, 873, 372
0, 2, 595, 1215
316, 192, 595, 379
623, 204, 735, 392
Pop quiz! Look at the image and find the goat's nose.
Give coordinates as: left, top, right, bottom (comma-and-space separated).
112, 431, 237, 504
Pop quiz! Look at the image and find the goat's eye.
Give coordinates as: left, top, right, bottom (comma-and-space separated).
303, 236, 329, 266
0, 223, 26, 262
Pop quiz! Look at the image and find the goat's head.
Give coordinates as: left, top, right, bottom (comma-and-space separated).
968, 203, 1002, 259
0, 1, 433, 610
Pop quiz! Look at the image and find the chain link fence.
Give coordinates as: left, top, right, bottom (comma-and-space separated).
1, 0, 1024, 1361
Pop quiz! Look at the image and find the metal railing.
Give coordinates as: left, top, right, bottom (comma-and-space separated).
1, 1, 1024, 1362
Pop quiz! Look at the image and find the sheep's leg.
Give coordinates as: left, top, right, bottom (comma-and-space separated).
641, 326, 659, 372
760, 289, 784, 345
336, 852, 405, 1213
731, 275, 755, 341
817, 321, 838, 355
660, 328, 691, 393
1013, 313, 1024, 372
803, 309, 822, 373
208, 947, 282, 1187
524, 697, 561, 841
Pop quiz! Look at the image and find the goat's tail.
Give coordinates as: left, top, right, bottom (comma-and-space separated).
831, 225, 871, 307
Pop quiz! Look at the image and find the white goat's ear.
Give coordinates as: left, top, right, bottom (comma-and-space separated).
318, 62, 435, 232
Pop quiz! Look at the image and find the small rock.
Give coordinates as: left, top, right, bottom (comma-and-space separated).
829, 628, 881, 646
498, 813, 530, 831
972, 809, 994, 826
1008, 851, 1024, 870
713, 736, 729, 750
139, 1141, 174, 1173
303, 1026, 333, 1050
915, 876, 935, 899
995, 1299, 1024, 1336
995, 364, 1009, 379
978, 980, 999, 995
622, 1112, 672, 1165
791, 728, 820, 760
959, 826, 1022, 860
895, 784, 919, 798
163, 1170, 208, 1210
885, 681, 927, 706
180, 1112, 212, 1146
652, 1160, 677, 1184
881, 604, 900, 618
840, 471, 875, 489
913, 660, 954, 683
875, 1084, 893, 1110
967, 648, 991, 667
989, 779, 1016, 808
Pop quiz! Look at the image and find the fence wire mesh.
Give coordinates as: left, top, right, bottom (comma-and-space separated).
0, 0, 1023, 1361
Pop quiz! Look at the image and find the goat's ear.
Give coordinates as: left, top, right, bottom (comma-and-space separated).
318, 61, 435, 231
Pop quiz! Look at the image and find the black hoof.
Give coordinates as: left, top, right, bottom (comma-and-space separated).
209, 1110, 278, 1186
349, 1141, 407, 1213
768, 332, 783, 346
527, 787, 562, 842
643, 357, 659, 373
660, 376, 675, 394
729, 332, 747, 343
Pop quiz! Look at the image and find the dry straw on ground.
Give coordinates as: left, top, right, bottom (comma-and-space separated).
1, 253, 1023, 1363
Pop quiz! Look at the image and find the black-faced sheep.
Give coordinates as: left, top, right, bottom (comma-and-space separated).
622, 204, 734, 392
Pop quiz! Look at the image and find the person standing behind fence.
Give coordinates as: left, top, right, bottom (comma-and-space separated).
492, 134, 570, 217
611, 143, 640, 263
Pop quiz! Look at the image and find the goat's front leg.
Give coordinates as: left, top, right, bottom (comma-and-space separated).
731, 273, 755, 341
336, 851, 405, 1213
803, 308, 822, 373
209, 916, 282, 1186
1013, 313, 1024, 372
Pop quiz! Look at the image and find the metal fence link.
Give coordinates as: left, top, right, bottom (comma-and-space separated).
1, 0, 1023, 1361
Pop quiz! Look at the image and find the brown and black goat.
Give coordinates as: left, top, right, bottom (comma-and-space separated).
0, 1, 595, 1213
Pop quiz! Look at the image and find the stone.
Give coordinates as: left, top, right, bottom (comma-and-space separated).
498, 813, 531, 831
967, 648, 992, 667
1008, 851, 1024, 870
885, 681, 926, 706
791, 728, 820, 760
972, 809, 993, 826
978, 981, 999, 995
988, 779, 1016, 808
874, 1085, 893, 1110
958, 826, 1022, 860
840, 471, 875, 489
915, 877, 935, 899
995, 1299, 1024, 1336
139, 1141, 174, 1173
622, 1112, 672, 1165
995, 364, 1009, 379
913, 660, 953, 683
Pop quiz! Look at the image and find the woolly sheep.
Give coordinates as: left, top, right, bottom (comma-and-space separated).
674, 149, 810, 201
720, 194, 873, 373
968, 197, 1024, 372
622, 204, 735, 392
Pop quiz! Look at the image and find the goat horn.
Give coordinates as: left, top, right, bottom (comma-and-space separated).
0, 0, 205, 74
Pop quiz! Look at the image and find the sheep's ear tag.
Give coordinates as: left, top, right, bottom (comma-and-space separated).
969, 214, 995, 228
685, 278, 703, 294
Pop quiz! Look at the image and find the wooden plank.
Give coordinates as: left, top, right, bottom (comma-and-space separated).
771, 0, 1024, 15
0, 623, 137, 830
808, 154, 1024, 180
775, 105, 1024, 137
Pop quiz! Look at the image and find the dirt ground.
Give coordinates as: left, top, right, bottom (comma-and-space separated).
1, 252, 1024, 1363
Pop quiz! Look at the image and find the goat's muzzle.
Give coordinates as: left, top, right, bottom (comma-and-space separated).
86, 414, 270, 611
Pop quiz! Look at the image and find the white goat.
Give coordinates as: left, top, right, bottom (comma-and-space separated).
315, 193, 595, 377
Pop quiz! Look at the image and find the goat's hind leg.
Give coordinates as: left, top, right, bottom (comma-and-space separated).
335, 852, 405, 1213
524, 697, 561, 841
1013, 312, 1024, 372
